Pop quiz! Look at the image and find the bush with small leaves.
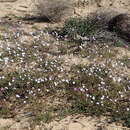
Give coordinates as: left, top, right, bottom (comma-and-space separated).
52, 16, 105, 41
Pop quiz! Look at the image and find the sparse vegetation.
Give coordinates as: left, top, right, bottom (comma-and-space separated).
51, 16, 104, 41
62, 17, 101, 37
67, 64, 130, 118
119, 56, 130, 68
0, 107, 11, 118
35, 112, 53, 123
0, 10, 130, 130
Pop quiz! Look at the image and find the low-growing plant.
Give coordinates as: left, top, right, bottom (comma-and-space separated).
119, 56, 130, 68
66, 64, 130, 123
0, 107, 11, 118
64, 18, 99, 36
51, 15, 106, 42
0, 58, 63, 102
35, 112, 53, 123
113, 41, 125, 47
123, 112, 130, 127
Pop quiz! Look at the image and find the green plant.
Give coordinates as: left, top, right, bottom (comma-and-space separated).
59, 17, 102, 40
113, 41, 124, 47
123, 112, 130, 127
119, 56, 130, 68
35, 112, 53, 123
0, 107, 10, 117
66, 64, 130, 120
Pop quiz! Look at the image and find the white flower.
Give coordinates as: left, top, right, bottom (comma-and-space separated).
101, 95, 105, 100
120, 94, 124, 98
120, 62, 124, 66
96, 102, 100, 105
92, 96, 95, 100
23, 101, 26, 104
101, 81, 105, 85
38, 89, 41, 91
73, 81, 75, 84
117, 77, 122, 83
126, 108, 130, 111
80, 88, 85, 92
8, 82, 11, 86
4, 57, 9, 64
86, 94, 89, 97
16, 94, 20, 98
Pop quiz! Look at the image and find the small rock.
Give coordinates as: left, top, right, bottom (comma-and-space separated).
108, 14, 130, 41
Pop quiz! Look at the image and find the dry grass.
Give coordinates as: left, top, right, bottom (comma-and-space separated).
31, 0, 74, 22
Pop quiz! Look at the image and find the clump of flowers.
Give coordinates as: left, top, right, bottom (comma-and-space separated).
0, 59, 64, 102
67, 64, 130, 119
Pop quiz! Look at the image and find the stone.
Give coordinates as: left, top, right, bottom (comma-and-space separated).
108, 14, 130, 41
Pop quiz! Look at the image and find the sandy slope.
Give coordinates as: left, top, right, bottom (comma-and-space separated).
0, 0, 130, 18
1, 115, 129, 130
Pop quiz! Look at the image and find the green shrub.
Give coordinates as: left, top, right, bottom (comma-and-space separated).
59, 17, 102, 40
123, 112, 130, 127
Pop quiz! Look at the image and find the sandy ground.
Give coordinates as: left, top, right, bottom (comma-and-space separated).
0, 115, 129, 130
0, 0, 130, 17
